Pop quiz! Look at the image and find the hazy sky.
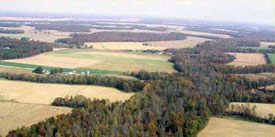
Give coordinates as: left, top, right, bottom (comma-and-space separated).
0, 0, 274, 25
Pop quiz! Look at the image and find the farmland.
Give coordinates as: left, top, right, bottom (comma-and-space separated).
0, 79, 134, 104
227, 53, 267, 66
0, 26, 70, 43
85, 42, 165, 50
198, 117, 275, 137
0, 102, 72, 136
229, 102, 275, 118
3, 49, 175, 73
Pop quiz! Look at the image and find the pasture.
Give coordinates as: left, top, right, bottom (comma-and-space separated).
0, 102, 72, 136
227, 53, 266, 66
267, 53, 275, 64
85, 42, 165, 50
0, 26, 70, 43
0, 79, 134, 104
3, 49, 175, 73
198, 117, 275, 137
229, 102, 275, 119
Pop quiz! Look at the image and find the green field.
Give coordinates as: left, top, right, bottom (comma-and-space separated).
1, 49, 175, 75
267, 53, 275, 64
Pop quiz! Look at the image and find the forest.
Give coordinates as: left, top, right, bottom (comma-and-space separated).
4, 30, 275, 136
55, 32, 187, 44
0, 37, 53, 59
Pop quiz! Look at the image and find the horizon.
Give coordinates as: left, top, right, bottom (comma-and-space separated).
0, 0, 274, 26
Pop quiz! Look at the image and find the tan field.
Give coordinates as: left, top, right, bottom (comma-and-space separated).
211, 28, 239, 33
198, 117, 275, 137
148, 36, 211, 49
0, 79, 134, 104
0, 26, 70, 43
227, 53, 267, 66
0, 65, 32, 74
4, 49, 175, 73
0, 102, 72, 136
85, 42, 166, 50
260, 41, 275, 47
4, 54, 100, 68
229, 102, 275, 119
259, 84, 275, 90
237, 73, 274, 81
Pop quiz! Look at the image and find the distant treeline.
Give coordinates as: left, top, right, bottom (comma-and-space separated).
56, 32, 187, 44
27, 24, 92, 32
0, 28, 24, 34
0, 37, 53, 59
0, 22, 21, 27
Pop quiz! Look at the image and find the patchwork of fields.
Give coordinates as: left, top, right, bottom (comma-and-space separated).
198, 117, 275, 137
227, 53, 267, 66
3, 49, 175, 74
0, 26, 70, 43
0, 102, 72, 136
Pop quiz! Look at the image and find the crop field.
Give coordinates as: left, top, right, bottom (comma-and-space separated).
259, 85, 275, 90
0, 79, 134, 104
267, 53, 275, 64
0, 26, 70, 43
85, 42, 166, 50
3, 49, 175, 73
148, 36, 211, 49
198, 117, 275, 137
229, 102, 275, 119
0, 102, 72, 136
227, 53, 266, 66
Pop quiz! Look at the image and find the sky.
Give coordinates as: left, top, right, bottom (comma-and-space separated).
0, 0, 274, 25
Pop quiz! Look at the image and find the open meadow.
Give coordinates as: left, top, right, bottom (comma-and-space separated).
229, 102, 275, 119
0, 102, 72, 136
198, 117, 275, 137
3, 49, 175, 73
227, 53, 267, 66
0, 79, 134, 104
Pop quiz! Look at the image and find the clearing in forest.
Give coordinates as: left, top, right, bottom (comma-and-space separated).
148, 36, 211, 49
227, 53, 266, 66
229, 102, 275, 119
198, 117, 275, 137
3, 49, 175, 73
0, 102, 72, 136
0, 79, 134, 104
